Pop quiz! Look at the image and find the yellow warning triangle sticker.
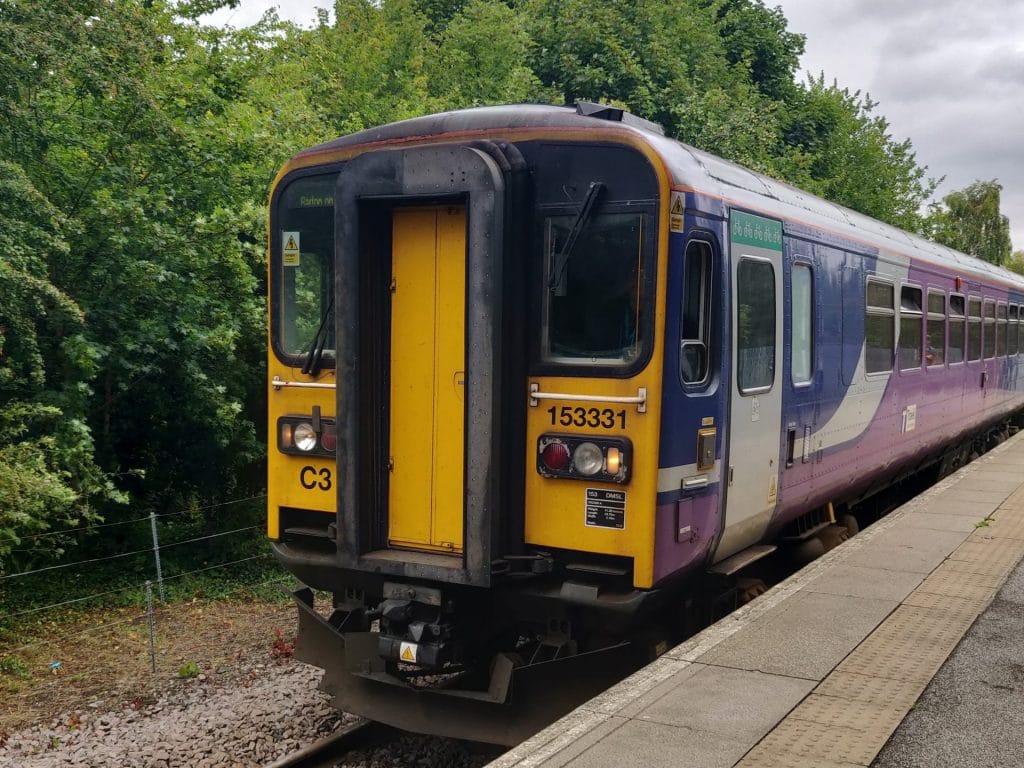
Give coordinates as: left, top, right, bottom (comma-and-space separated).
670, 195, 684, 215
285, 235, 298, 251
400, 644, 416, 662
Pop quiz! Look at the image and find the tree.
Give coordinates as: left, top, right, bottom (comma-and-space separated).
777, 75, 936, 230
705, 0, 805, 102
925, 180, 1013, 266
432, 0, 547, 107
1005, 250, 1024, 276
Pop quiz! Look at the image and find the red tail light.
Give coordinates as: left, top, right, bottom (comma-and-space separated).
541, 441, 571, 472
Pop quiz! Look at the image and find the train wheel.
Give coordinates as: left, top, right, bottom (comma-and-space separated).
736, 577, 768, 605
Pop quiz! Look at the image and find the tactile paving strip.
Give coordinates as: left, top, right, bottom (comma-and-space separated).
980, 513, 1024, 540
735, 455, 1024, 768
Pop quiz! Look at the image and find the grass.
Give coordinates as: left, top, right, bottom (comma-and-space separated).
0, 585, 300, 733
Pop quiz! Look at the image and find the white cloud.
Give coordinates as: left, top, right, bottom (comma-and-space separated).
776, 0, 1024, 250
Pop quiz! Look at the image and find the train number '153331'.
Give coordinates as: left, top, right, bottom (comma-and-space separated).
547, 405, 626, 429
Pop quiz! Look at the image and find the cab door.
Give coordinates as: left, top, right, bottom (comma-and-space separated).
718, 211, 784, 560
388, 206, 466, 553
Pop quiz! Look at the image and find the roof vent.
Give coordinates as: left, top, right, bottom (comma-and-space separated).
574, 101, 664, 135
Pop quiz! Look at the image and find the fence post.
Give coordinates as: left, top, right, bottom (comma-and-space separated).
149, 509, 165, 604
145, 580, 157, 674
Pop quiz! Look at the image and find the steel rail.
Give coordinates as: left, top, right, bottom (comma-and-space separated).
262, 720, 399, 768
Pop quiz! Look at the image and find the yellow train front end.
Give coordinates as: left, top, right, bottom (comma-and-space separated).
266, 105, 672, 744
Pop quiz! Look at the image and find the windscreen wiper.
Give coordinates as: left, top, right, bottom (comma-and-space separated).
549, 181, 605, 295
301, 297, 334, 377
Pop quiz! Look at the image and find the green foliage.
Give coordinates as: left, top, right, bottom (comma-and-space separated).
0, 654, 32, 679
177, 660, 200, 679
1006, 251, 1024, 276
432, 0, 548, 107
777, 76, 937, 230
924, 180, 1013, 266
707, 0, 805, 102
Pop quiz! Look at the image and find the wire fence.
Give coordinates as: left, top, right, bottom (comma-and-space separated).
0, 493, 297, 705
1, 570, 299, 713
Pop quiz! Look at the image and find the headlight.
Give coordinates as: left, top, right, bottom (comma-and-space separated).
572, 442, 604, 476
293, 422, 317, 452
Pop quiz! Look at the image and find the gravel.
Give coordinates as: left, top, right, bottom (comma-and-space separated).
0, 660, 353, 768
0, 659, 500, 768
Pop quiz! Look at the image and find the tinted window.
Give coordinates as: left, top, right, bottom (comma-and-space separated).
949, 294, 965, 364
680, 241, 712, 385
899, 285, 923, 371
926, 290, 945, 367
866, 279, 894, 374
983, 300, 996, 359
968, 296, 982, 361
543, 213, 644, 365
276, 174, 337, 360
792, 264, 813, 384
998, 303, 1008, 357
737, 259, 775, 392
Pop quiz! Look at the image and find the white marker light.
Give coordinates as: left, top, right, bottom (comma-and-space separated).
573, 442, 604, 476
293, 422, 317, 452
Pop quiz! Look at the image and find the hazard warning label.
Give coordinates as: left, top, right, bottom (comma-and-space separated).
399, 641, 418, 663
669, 192, 684, 233
282, 231, 300, 267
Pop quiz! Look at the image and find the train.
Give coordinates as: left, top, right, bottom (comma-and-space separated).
266, 103, 1024, 744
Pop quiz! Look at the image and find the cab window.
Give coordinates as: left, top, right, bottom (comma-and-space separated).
542, 213, 646, 367
274, 174, 337, 361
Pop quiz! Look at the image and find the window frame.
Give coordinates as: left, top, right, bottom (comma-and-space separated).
948, 293, 966, 366
865, 276, 896, 376
898, 283, 924, 372
997, 301, 1008, 357
967, 295, 982, 362
926, 288, 946, 369
736, 256, 777, 396
535, 205, 657, 377
270, 168, 342, 368
679, 239, 715, 388
1011, 304, 1020, 357
791, 261, 814, 387
983, 298, 996, 360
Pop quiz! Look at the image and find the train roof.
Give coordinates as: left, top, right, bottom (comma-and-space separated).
300, 103, 1024, 290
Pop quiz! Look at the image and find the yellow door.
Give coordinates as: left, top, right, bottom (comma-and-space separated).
388, 207, 466, 553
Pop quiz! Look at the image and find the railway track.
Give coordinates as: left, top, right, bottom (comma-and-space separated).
263, 720, 399, 768
263, 719, 504, 768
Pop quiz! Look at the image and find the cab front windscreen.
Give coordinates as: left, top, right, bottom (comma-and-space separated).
272, 173, 338, 365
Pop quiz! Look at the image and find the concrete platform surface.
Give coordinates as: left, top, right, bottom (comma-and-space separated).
490, 432, 1024, 768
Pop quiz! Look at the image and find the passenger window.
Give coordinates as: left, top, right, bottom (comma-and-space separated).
865, 279, 894, 374
899, 285, 923, 371
997, 303, 1008, 357
968, 297, 982, 361
926, 290, 945, 367
949, 294, 966, 364
792, 264, 813, 385
680, 241, 712, 385
983, 299, 996, 359
737, 258, 775, 393
1011, 306, 1020, 357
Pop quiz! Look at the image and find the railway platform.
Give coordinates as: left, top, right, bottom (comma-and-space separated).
491, 431, 1024, 768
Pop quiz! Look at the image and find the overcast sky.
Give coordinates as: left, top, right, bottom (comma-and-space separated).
205, 0, 1024, 250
